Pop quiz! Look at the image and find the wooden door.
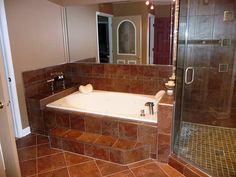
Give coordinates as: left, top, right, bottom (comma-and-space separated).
0, 37, 21, 177
154, 17, 171, 65
113, 15, 142, 64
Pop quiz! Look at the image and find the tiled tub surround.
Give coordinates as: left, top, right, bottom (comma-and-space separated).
26, 86, 78, 134
157, 94, 175, 163
23, 63, 173, 134
44, 108, 157, 164
46, 90, 165, 123
22, 63, 176, 165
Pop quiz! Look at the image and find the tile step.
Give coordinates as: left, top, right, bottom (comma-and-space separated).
49, 127, 150, 164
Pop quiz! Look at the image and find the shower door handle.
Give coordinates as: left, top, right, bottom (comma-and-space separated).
185, 67, 195, 85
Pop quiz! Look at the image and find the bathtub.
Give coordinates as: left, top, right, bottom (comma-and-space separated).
46, 90, 165, 123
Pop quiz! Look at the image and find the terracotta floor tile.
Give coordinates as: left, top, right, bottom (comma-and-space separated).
20, 159, 36, 177
62, 129, 83, 140
77, 132, 100, 143
157, 162, 183, 177
37, 144, 62, 157
128, 159, 154, 168
38, 168, 69, 177
37, 153, 66, 174
96, 160, 128, 176
106, 170, 135, 177
18, 146, 36, 161
50, 128, 70, 137
130, 162, 168, 177
16, 134, 36, 148
37, 135, 49, 145
95, 135, 117, 147
112, 139, 136, 150
68, 161, 102, 177
64, 152, 93, 166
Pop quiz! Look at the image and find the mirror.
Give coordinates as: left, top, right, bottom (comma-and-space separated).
65, 0, 175, 65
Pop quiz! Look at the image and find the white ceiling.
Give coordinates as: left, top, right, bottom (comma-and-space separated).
49, 0, 173, 6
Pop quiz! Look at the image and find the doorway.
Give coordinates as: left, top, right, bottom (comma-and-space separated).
96, 12, 113, 64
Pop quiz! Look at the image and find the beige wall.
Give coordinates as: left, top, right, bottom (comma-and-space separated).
5, 0, 67, 128
67, 5, 98, 62
155, 5, 171, 18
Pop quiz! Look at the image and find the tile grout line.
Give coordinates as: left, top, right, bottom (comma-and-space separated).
63, 151, 72, 177
103, 169, 133, 177
94, 159, 104, 177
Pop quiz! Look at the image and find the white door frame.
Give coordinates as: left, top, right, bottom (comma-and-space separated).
0, 0, 28, 138
96, 12, 113, 63
147, 13, 155, 64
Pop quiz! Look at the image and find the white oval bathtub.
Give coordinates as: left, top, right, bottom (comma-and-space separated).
46, 90, 165, 123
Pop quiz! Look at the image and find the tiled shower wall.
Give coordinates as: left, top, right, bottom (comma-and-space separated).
179, 0, 236, 127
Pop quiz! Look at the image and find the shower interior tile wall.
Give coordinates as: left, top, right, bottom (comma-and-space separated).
178, 0, 236, 128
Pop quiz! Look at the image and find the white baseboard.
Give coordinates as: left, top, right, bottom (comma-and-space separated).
20, 127, 31, 137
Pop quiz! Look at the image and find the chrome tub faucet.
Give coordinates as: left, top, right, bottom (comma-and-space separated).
145, 102, 154, 115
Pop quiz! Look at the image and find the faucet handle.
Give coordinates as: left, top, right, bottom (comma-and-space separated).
145, 102, 154, 106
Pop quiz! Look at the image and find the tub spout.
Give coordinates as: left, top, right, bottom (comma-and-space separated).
145, 102, 154, 115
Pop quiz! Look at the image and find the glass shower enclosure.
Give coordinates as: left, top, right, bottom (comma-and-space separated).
174, 0, 236, 176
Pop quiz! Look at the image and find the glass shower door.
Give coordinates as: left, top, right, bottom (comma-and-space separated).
174, 0, 236, 176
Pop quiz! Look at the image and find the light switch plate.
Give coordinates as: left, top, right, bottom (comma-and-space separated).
224, 11, 234, 22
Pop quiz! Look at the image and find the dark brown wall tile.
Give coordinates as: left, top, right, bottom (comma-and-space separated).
129, 65, 143, 80
55, 112, 70, 128
50, 137, 63, 149
123, 146, 150, 164
70, 113, 85, 131
129, 80, 144, 94
143, 65, 158, 78
62, 139, 84, 154
158, 105, 173, 134
84, 144, 110, 161
137, 125, 157, 153
84, 114, 102, 134
43, 109, 56, 132
110, 149, 124, 164
157, 134, 171, 163
143, 80, 159, 95
102, 119, 119, 137
119, 122, 138, 141
22, 68, 45, 86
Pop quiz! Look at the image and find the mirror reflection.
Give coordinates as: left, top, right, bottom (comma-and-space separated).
66, 0, 174, 65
